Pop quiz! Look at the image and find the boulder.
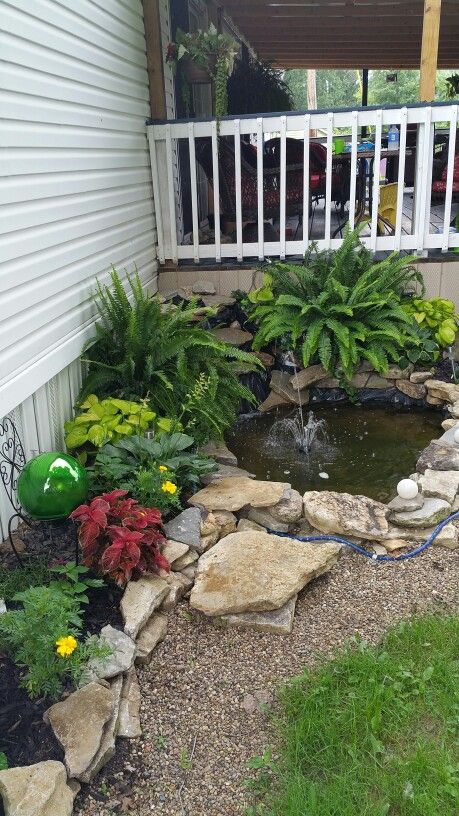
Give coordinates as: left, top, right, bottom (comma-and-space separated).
190, 530, 341, 616
436, 425, 459, 447
212, 509, 237, 536
410, 370, 433, 384
172, 549, 199, 571
425, 379, 459, 402
270, 371, 309, 405
189, 477, 290, 512
87, 624, 136, 681
303, 491, 388, 540
382, 522, 458, 547
218, 595, 297, 635
201, 295, 235, 308
395, 380, 426, 400
269, 488, 303, 523
121, 575, 169, 639
82, 675, 123, 783
181, 564, 197, 580
161, 573, 192, 611
365, 374, 393, 389
199, 440, 238, 466
161, 539, 189, 567
258, 391, 289, 412
0, 761, 78, 816
416, 441, 459, 472
237, 518, 265, 533
163, 507, 202, 549
191, 280, 216, 295
211, 327, 253, 346
317, 376, 340, 388
44, 682, 114, 781
384, 364, 414, 380
252, 351, 275, 368
200, 464, 256, 484
387, 494, 424, 513
244, 506, 289, 533
135, 613, 168, 665
118, 668, 141, 739
389, 497, 451, 528
426, 394, 443, 406
441, 418, 459, 431
448, 400, 459, 418
200, 512, 220, 550
418, 469, 459, 504
290, 364, 327, 390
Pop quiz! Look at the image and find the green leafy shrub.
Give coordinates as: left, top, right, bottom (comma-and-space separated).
0, 585, 111, 699
249, 229, 424, 379
398, 325, 440, 370
64, 394, 170, 451
79, 270, 259, 443
88, 432, 216, 514
403, 296, 459, 347
48, 563, 105, 604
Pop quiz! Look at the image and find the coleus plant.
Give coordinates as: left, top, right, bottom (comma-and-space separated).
70, 490, 169, 586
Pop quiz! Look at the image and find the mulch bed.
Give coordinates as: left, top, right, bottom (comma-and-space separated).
0, 521, 123, 779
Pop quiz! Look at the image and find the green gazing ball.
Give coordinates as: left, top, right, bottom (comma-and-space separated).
17, 452, 88, 520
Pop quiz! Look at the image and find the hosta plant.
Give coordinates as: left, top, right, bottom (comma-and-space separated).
402, 297, 459, 347
79, 269, 259, 444
70, 490, 169, 586
64, 394, 171, 452
249, 228, 424, 379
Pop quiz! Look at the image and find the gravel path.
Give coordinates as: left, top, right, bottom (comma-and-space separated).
75, 546, 459, 816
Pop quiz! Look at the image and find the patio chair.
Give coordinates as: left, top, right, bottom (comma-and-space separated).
333, 182, 399, 238
431, 154, 459, 204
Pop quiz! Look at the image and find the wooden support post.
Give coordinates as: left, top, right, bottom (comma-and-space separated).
307, 69, 317, 136
361, 68, 369, 138
419, 0, 442, 102
143, 0, 167, 119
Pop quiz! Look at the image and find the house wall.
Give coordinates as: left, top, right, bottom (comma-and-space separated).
0, 0, 157, 538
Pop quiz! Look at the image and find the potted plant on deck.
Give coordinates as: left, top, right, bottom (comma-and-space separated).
166, 24, 238, 122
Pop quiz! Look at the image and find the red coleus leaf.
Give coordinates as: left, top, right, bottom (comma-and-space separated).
106, 525, 145, 545
101, 539, 141, 584
78, 519, 101, 550
70, 498, 109, 528
100, 489, 129, 504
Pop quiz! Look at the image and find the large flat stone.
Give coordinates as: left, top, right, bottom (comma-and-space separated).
416, 441, 459, 472
87, 624, 136, 681
164, 507, 202, 549
161, 539, 190, 567
395, 379, 426, 400
384, 364, 414, 380
218, 595, 297, 635
200, 464, 256, 484
0, 761, 78, 816
303, 491, 388, 540
387, 494, 424, 512
410, 370, 433, 384
118, 668, 141, 739
190, 530, 341, 616
172, 549, 199, 571
418, 469, 459, 504
121, 575, 169, 639
44, 682, 114, 781
135, 613, 168, 665
365, 374, 393, 389
244, 506, 289, 533
425, 379, 459, 402
270, 371, 309, 405
199, 440, 238, 466
258, 391, 289, 412
189, 477, 290, 512
290, 364, 327, 390
211, 327, 253, 346
382, 522, 458, 547
389, 497, 451, 528
436, 425, 459, 447
82, 675, 123, 783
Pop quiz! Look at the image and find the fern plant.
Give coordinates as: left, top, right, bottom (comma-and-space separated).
79, 270, 259, 443
249, 229, 424, 379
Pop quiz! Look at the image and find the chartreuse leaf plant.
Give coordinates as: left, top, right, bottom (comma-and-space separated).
249, 227, 424, 380
402, 297, 459, 347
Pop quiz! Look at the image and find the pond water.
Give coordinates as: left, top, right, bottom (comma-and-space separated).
226, 405, 441, 503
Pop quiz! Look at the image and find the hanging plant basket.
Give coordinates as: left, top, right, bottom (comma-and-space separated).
182, 56, 215, 84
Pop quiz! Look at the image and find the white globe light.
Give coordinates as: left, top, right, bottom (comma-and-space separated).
397, 478, 419, 500
454, 428, 459, 445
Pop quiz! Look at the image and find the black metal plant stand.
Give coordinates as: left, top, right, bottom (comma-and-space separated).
0, 417, 79, 566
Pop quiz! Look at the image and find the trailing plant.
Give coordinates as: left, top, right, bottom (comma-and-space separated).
402, 296, 459, 347
398, 325, 440, 370
79, 269, 259, 444
64, 394, 171, 453
166, 25, 238, 121
88, 433, 216, 511
70, 490, 169, 586
227, 57, 293, 115
0, 585, 111, 699
249, 228, 424, 379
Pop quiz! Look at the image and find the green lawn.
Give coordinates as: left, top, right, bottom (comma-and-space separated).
247, 615, 459, 816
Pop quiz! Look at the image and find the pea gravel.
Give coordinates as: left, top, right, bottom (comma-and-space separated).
75, 546, 459, 816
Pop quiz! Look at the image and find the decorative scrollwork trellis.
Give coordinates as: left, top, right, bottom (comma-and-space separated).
0, 416, 26, 514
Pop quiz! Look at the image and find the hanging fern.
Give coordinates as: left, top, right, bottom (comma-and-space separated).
249, 228, 424, 380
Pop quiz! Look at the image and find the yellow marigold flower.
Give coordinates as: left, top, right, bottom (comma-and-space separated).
55, 635, 78, 657
159, 465, 168, 472
161, 480, 177, 495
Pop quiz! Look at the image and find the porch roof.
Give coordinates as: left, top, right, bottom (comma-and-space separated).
222, 0, 459, 69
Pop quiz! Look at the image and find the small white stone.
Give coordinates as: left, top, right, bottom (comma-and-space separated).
319, 472, 329, 479
397, 478, 419, 500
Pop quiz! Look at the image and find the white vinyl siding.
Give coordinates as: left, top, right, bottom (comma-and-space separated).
0, 0, 157, 419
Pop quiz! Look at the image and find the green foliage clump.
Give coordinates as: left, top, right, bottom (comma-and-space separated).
64, 394, 168, 452
403, 297, 459, 347
249, 228, 424, 379
247, 614, 459, 816
0, 583, 111, 699
88, 432, 216, 515
79, 270, 259, 444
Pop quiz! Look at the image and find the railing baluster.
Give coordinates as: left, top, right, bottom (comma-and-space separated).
211, 120, 221, 263
147, 128, 165, 264
188, 122, 200, 264
415, 107, 432, 253
442, 105, 458, 252
370, 109, 382, 250
394, 107, 408, 250
280, 115, 287, 259
302, 113, 310, 253
256, 117, 264, 260
324, 112, 333, 247
234, 118, 243, 262
348, 110, 358, 232
165, 123, 178, 264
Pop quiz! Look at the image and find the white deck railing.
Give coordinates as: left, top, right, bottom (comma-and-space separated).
147, 103, 459, 263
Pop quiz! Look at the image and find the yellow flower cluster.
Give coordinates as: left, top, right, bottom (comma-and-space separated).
159, 465, 168, 472
161, 480, 177, 494
55, 635, 78, 657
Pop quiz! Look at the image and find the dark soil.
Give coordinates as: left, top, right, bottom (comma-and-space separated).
0, 521, 122, 777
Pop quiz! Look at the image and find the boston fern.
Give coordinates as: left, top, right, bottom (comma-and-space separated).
79, 270, 259, 443
250, 229, 424, 379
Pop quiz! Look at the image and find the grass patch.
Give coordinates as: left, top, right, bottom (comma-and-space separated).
247, 615, 459, 816
0, 558, 53, 601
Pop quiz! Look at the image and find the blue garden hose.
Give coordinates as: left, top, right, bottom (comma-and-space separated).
267, 509, 459, 562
